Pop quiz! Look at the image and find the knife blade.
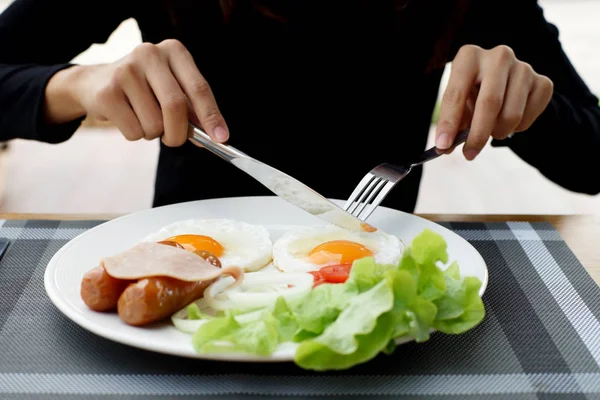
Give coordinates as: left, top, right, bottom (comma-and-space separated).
188, 123, 376, 232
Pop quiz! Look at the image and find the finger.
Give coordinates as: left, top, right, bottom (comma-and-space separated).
161, 40, 229, 143
186, 104, 207, 149
144, 61, 189, 148
444, 102, 474, 155
117, 63, 164, 140
436, 45, 481, 150
465, 61, 510, 160
97, 85, 144, 141
491, 63, 532, 140
464, 86, 478, 127
516, 75, 554, 132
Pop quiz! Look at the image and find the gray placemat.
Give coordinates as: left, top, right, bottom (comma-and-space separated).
0, 219, 599, 399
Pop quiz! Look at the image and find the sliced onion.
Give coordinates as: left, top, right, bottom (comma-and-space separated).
172, 300, 269, 334
171, 298, 220, 334
231, 309, 265, 324
202, 276, 239, 311
172, 310, 208, 334
204, 271, 314, 311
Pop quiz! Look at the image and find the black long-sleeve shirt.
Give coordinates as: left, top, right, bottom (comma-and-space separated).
1, 0, 599, 212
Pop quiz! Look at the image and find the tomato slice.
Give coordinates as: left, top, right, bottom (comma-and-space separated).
319, 263, 352, 283
308, 271, 327, 287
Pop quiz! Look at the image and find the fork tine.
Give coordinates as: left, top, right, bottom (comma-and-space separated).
346, 176, 384, 215
357, 180, 398, 220
343, 173, 377, 211
352, 178, 387, 218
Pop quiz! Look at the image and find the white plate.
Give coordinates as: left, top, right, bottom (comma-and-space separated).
44, 196, 488, 362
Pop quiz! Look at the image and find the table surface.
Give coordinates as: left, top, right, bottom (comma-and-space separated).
1, 212, 598, 285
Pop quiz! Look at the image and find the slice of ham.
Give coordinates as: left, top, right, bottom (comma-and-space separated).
101, 242, 244, 284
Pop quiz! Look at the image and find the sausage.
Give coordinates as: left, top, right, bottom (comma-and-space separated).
80, 241, 194, 311
82, 239, 223, 324
116, 248, 222, 326
80, 266, 132, 312
80, 240, 184, 311
117, 278, 213, 326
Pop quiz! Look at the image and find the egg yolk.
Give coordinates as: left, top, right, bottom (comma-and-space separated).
164, 234, 224, 258
308, 240, 374, 265
361, 222, 377, 233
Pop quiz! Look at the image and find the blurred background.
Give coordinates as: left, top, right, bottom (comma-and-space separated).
0, 0, 598, 216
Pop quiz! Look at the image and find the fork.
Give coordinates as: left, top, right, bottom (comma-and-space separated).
343, 129, 470, 221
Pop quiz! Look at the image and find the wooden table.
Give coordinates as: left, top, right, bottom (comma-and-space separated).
2, 213, 598, 285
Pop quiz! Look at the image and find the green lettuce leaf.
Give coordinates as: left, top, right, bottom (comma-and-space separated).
186, 302, 225, 320
192, 310, 281, 356
433, 272, 485, 334
187, 303, 204, 320
347, 257, 395, 292
385, 269, 436, 342
411, 229, 448, 265
303, 278, 394, 355
344, 257, 438, 342
289, 281, 357, 339
399, 230, 447, 301
272, 297, 298, 342
295, 312, 395, 371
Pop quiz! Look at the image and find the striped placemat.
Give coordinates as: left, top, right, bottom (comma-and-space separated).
0, 219, 598, 399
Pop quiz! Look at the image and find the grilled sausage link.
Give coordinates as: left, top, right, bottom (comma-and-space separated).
80, 266, 132, 312
81, 242, 222, 325
116, 247, 222, 326
116, 277, 213, 326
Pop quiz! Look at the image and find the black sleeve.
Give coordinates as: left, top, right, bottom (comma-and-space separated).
0, 0, 134, 143
454, 0, 600, 195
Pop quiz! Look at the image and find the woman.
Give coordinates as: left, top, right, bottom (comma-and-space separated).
0, 0, 598, 213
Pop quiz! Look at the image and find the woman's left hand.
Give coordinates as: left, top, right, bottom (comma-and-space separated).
435, 45, 554, 160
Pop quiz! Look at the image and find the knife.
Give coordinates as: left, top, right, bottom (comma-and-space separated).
188, 123, 376, 232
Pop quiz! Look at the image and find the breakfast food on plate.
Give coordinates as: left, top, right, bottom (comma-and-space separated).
80, 242, 222, 313
80, 217, 486, 372
271, 225, 404, 275
80, 241, 244, 326
142, 219, 273, 271
170, 229, 486, 371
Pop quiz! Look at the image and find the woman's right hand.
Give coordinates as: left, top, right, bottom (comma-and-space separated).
45, 39, 229, 147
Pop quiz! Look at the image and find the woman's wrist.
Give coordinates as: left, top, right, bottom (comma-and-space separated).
43, 64, 88, 124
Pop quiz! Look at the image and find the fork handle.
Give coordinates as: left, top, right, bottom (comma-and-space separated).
411, 128, 470, 167
188, 122, 247, 163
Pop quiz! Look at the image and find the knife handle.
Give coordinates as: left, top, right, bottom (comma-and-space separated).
188, 123, 247, 162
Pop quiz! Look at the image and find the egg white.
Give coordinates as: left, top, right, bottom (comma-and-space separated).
142, 219, 273, 272
272, 225, 404, 273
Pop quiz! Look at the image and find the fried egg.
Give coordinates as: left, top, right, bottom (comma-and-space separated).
272, 225, 404, 273
142, 219, 273, 272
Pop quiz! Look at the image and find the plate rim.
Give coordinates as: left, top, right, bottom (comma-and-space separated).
44, 196, 488, 362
